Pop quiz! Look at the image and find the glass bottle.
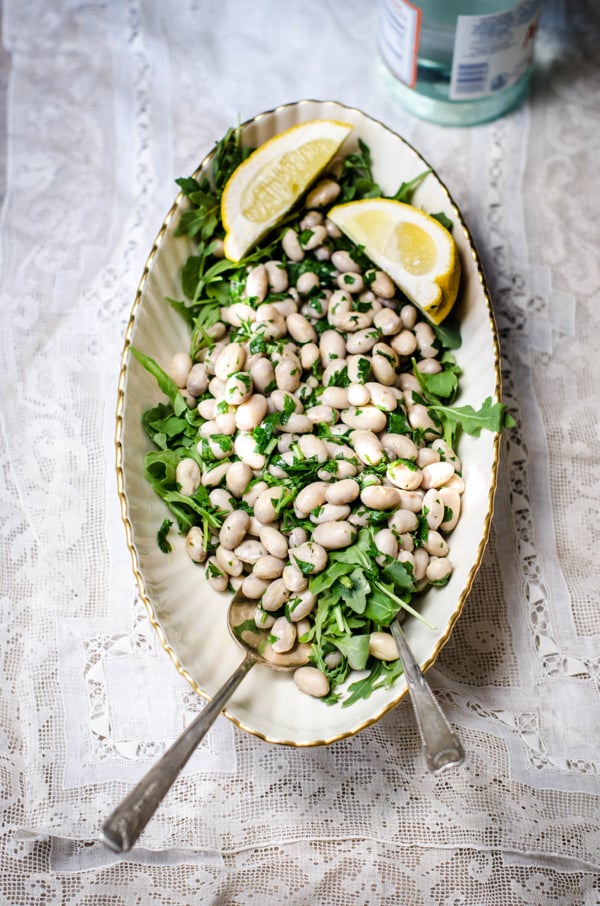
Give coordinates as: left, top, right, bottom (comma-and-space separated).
379, 0, 545, 126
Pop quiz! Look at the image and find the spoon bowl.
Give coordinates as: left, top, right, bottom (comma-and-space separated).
101, 587, 309, 853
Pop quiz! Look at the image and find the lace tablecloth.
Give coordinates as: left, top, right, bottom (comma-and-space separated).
1, 1, 599, 903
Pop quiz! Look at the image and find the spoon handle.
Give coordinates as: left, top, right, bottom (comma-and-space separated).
390, 620, 465, 773
101, 653, 256, 853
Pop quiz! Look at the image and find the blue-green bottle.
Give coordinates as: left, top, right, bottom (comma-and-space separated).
379, 0, 545, 125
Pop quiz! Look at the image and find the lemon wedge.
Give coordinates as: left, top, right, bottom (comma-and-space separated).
327, 198, 461, 324
221, 119, 353, 262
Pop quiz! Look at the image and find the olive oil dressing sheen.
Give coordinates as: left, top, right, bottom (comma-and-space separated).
379, 0, 544, 125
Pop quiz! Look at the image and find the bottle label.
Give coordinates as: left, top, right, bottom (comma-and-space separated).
379, 0, 422, 89
449, 0, 543, 100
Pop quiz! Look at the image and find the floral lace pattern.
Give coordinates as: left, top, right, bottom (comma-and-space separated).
1, 0, 599, 902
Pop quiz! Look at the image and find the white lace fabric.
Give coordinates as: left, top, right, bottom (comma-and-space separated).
1, 1, 599, 902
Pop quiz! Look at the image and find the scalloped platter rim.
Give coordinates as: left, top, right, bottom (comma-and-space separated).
115, 99, 501, 747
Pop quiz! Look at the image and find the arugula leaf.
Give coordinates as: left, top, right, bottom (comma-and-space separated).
332, 633, 370, 671
157, 518, 173, 553
130, 347, 188, 417
391, 169, 431, 204
428, 396, 515, 445
431, 211, 454, 232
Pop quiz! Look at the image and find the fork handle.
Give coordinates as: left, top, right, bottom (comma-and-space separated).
391, 621, 465, 773
101, 652, 255, 852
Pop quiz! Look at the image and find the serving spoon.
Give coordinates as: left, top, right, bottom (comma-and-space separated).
101, 588, 310, 853
101, 593, 463, 852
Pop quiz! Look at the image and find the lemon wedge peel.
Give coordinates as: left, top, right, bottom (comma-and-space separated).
328, 199, 461, 325
221, 119, 353, 262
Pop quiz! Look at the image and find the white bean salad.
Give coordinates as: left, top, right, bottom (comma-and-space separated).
132, 128, 506, 706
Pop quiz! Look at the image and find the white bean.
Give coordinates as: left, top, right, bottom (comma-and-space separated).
416, 447, 440, 468
206, 558, 228, 592
388, 508, 419, 534
317, 388, 345, 411
186, 362, 208, 396
413, 547, 429, 580
234, 394, 267, 432
242, 573, 270, 599
300, 342, 320, 370
373, 308, 402, 336
325, 478, 360, 505
293, 666, 330, 698
234, 433, 265, 471
370, 270, 396, 299
320, 329, 347, 366
310, 503, 351, 524
259, 525, 289, 559
365, 382, 397, 412
374, 528, 398, 560
391, 330, 418, 357
219, 510, 250, 550
169, 351, 192, 387
417, 357, 442, 375
244, 263, 268, 302
282, 228, 304, 262
197, 397, 216, 420
290, 541, 328, 573
282, 563, 309, 593
224, 301, 256, 328
369, 632, 399, 661
215, 544, 243, 577
331, 249, 361, 273
400, 304, 418, 328
300, 224, 327, 250
312, 521, 356, 550
250, 357, 275, 393
381, 433, 419, 460
265, 259, 289, 293
350, 429, 384, 466
275, 356, 302, 393
185, 526, 207, 563
422, 488, 445, 530
243, 480, 268, 507
278, 413, 309, 434
296, 272, 320, 296
306, 178, 341, 208
253, 555, 286, 579
306, 404, 336, 425
214, 343, 246, 382
408, 404, 439, 434
209, 487, 234, 513
270, 616, 297, 653
176, 458, 201, 496
337, 271, 364, 294
254, 608, 276, 629
346, 356, 372, 384
288, 527, 307, 548
298, 435, 328, 463
439, 487, 461, 531
345, 329, 378, 355
360, 485, 401, 511
234, 539, 267, 564
295, 481, 328, 516
261, 578, 290, 612
253, 486, 285, 524
288, 589, 317, 621
423, 530, 450, 557
286, 312, 317, 344
342, 406, 387, 432
421, 461, 455, 489
387, 461, 423, 491
426, 557, 453, 582
347, 382, 371, 405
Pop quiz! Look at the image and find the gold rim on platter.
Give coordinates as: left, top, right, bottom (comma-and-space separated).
115, 99, 501, 746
